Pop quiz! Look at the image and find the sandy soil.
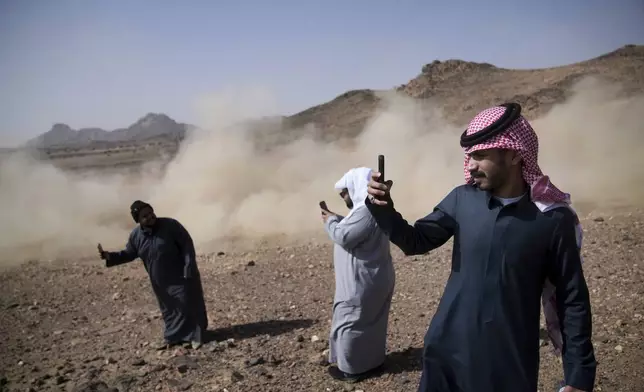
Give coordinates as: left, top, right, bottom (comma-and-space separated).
1, 211, 643, 392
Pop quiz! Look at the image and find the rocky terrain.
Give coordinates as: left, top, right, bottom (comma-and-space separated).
1, 44, 644, 391
1, 211, 643, 392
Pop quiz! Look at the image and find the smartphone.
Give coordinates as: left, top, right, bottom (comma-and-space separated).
319, 201, 329, 211
378, 154, 385, 183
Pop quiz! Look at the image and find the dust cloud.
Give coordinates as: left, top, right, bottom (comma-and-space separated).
1, 76, 643, 264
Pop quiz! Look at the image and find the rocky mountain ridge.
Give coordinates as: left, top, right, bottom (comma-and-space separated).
25, 113, 192, 149
23, 44, 644, 149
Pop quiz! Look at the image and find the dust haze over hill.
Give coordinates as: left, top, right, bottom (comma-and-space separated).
1, 75, 643, 265
3, 41, 644, 265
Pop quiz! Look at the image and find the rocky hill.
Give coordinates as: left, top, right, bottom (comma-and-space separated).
282, 44, 644, 141
25, 113, 192, 149
22, 44, 644, 150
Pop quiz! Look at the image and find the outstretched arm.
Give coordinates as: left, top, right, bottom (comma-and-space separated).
105, 233, 138, 267
547, 209, 596, 391
365, 188, 458, 256
324, 207, 373, 249
173, 220, 197, 279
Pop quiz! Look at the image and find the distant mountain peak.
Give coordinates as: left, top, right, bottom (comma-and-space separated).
131, 113, 176, 128
26, 113, 189, 149
49, 123, 74, 133
420, 59, 496, 75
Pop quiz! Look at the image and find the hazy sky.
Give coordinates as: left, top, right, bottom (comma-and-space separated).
1, 0, 643, 146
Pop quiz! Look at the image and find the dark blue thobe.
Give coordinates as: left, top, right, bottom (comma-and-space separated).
106, 217, 208, 344
365, 185, 596, 392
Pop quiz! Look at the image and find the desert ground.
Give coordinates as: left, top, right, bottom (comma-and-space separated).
1, 210, 643, 392
1, 46, 644, 392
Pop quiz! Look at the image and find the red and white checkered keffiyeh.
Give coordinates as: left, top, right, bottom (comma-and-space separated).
463, 105, 571, 204
462, 105, 585, 355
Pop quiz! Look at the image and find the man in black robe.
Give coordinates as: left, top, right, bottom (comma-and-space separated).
98, 200, 208, 349
366, 103, 596, 391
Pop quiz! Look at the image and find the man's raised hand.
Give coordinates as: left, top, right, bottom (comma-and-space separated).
97, 243, 108, 261
367, 171, 393, 206
321, 209, 336, 223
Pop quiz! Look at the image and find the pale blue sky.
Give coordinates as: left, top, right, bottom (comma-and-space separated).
1, 0, 643, 146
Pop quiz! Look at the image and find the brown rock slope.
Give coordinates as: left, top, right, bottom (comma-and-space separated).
284, 44, 644, 141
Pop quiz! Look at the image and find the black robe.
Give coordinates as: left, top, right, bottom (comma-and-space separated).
365, 185, 596, 392
106, 217, 208, 344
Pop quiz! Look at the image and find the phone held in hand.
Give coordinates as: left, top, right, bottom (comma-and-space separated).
378, 155, 385, 183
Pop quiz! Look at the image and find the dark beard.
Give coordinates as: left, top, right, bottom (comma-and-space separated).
345, 199, 354, 209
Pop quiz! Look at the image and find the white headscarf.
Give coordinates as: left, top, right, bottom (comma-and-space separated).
334, 167, 372, 219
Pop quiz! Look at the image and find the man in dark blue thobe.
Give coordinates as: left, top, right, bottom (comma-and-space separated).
98, 200, 208, 349
365, 103, 596, 391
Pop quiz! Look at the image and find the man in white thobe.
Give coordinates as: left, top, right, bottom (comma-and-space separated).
321, 167, 396, 383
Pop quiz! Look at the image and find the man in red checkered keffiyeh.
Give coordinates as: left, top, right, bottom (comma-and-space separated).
365, 103, 596, 392
462, 104, 584, 357
462, 104, 571, 205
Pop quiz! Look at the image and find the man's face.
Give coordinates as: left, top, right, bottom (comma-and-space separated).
339, 188, 353, 209
138, 206, 157, 227
467, 148, 518, 191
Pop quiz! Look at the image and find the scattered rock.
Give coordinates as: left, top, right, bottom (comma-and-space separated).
311, 335, 320, 342
246, 357, 265, 367
171, 356, 198, 374
176, 364, 188, 374
112, 292, 121, 300
249, 366, 270, 377
112, 374, 137, 391
594, 217, 605, 222
309, 353, 328, 366
149, 364, 166, 373
221, 369, 244, 384
267, 354, 281, 365
130, 358, 146, 366
71, 380, 115, 392
99, 326, 123, 336
247, 260, 256, 267
615, 345, 624, 352
54, 375, 69, 385
167, 378, 193, 390
209, 343, 224, 353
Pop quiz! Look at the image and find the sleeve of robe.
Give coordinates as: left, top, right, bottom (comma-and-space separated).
364, 187, 459, 256
546, 208, 597, 391
324, 208, 373, 249
106, 231, 139, 267
171, 219, 197, 279
323, 207, 372, 249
